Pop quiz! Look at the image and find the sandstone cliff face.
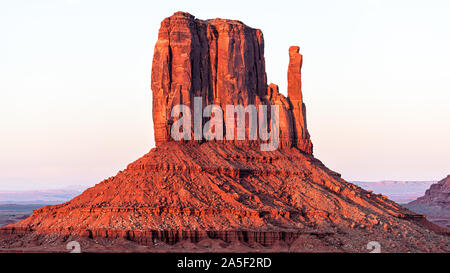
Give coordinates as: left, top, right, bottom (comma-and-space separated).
151, 12, 312, 153
1, 12, 448, 252
409, 175, 450, 208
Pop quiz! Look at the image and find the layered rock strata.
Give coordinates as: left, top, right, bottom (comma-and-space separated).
151, 11, 312, 153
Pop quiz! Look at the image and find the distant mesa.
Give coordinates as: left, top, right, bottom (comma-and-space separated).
406, 175, 450, 228
0, 12, 448, 252
0, 187, 84, 205
409, 175, 450, 207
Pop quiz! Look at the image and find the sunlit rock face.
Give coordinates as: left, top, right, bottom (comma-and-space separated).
151, 11, 312, 153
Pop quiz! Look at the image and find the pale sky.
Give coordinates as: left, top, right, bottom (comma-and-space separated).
1, 0, 449, 190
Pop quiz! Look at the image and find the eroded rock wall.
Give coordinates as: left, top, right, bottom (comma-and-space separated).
151, 12, 312, 153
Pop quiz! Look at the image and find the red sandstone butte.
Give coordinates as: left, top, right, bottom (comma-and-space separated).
0, 12, 448, 253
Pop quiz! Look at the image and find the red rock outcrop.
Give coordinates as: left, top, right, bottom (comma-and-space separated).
151, 11, 312, 153
1, 12, 448, 252
409, 175, 450, 208
410, 175, 450, 207
406, 175, 450, 228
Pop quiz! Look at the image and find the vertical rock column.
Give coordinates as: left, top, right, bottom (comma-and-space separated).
287, 46, 313, 154
151, 12, 313, 153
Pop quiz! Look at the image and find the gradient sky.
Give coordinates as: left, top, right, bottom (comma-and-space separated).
1, 0, 449, 190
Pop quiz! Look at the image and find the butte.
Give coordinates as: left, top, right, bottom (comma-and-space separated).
1, 12, 448, 252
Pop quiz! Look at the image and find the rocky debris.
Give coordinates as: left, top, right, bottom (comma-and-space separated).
0, 12, 448, 252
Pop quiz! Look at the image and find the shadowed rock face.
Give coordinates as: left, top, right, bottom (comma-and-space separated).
406, 175, 450, 228
1, 12, 449, 252
151, 11, 312, 153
